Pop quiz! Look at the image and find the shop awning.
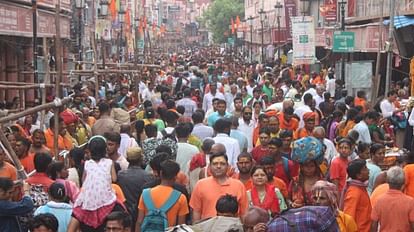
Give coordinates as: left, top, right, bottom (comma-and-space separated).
384, 16, 414, 29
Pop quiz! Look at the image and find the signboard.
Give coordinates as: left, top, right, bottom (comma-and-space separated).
284, 0, 297, 41
291, 16, 315, 64
227, 37, 235, 45
137, 39, 144, 49
0, 3, 70, 38
324, 0, 337, 22
333, 31, 355, 52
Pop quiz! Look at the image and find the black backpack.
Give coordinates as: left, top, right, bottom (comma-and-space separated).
161, 129, 177, 142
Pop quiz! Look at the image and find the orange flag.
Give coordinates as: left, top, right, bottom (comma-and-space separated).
231, 18, 235, 34
236, 15, 241, 29
125, 9, 131, 32
110, 0, 117, 21
143, 16, 147, 29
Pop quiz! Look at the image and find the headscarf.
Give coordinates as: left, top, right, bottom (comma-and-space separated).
311, 180, 339, 215
303, 112, 317, 121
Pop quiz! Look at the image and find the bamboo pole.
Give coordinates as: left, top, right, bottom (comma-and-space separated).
0, 97, 71, 124
54, 0, 62, 159
91, 32, 100, 99
0, 130, 27, 180
40, 37, 50, 130
0, 84, 55, 89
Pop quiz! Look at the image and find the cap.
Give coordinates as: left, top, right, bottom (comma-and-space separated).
126, 147, 142, 161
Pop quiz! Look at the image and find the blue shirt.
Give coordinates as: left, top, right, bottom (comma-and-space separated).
207, 112, 232, 127
230, 129, 248, 152
35, 201, 72, 232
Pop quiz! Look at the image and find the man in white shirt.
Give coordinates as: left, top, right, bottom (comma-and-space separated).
353, 111, 380, 144
213, 118, 240, 169
380, 90, 404, 118
176, 123, 200, 175
191, 111, 214, 141
313, 127, 337, 164
176, 88, 198, 117
118, 124, 139, 158
326, 72, 336, 97
314, 85, 325, 110
104, 132, 129, 170
202, 82, 225, 112
294, 93, 313, 128
141, 82, 156, 102
238, 107, 256, 152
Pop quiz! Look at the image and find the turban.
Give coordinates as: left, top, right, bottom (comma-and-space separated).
60, 110, 79, 125
303, 112, 317, 121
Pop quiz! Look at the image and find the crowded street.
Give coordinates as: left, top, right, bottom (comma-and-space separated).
1, 0, 414, 231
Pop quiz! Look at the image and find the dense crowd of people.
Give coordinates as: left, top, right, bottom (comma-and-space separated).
1, 48, 414, 232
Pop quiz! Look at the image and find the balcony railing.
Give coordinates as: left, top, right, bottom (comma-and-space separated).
354, 0, 414, 18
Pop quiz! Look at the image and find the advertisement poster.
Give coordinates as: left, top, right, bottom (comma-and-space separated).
291, 16, 315, 65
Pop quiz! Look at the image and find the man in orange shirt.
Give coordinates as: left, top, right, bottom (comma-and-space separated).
234, 152, 253, 190
354, 90, 368, 113
405, 163, 414, 198
190, 145, 248, 222
0, 148, 16, 180
342, 159, 371, 232
278, 106, 298, 131
15, 135, 35, 173
371, 166, 414, 232
44, 116, 73, 155
293, 112, 316, 139
136, 160, 189, 231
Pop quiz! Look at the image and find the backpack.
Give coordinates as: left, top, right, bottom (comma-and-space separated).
141, 188, 182, 232
29, 184, 49, 209
267, 206, 339, 232
161, 129, 177, 142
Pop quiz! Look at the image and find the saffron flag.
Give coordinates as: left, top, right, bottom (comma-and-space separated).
236, 15, 241, 29
110, 0, 117, 21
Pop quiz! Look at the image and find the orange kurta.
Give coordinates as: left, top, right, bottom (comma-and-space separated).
278, 113, 299, 131
293, 128, 312, 140
404, 164, 414, 198
354, 97, 367, 113
44, 128, 73, 155
343, 185, 372, 232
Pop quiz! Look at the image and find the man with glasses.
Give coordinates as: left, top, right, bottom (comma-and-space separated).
190, 143, 248, 222
238, 106, 256, 152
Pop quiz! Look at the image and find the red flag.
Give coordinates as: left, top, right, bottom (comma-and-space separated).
231, 18, 235, 34
110, 0, 117, 21
236, 15, 241, 29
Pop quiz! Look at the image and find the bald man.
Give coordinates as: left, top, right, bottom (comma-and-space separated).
242, 206, 270, 232
312, 126, 337, 164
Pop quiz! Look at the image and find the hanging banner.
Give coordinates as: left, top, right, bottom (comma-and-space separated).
284, 0, 297, 41
291, 16, 315, 65
323, 0, 337, 22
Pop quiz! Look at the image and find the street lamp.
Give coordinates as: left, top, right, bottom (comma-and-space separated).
258, 9, 265, 64
75, 0, 85, 64
118, 5, 126, 63
100, 0, 109, 17
274, 1, 283, 63
339, 0, 347, 83
247, 16, 254, 63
